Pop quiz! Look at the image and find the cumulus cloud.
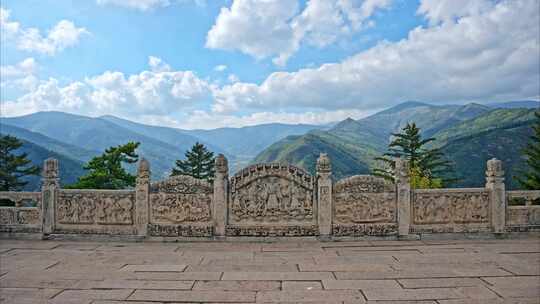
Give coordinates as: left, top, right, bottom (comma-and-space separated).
211, 0, 540, 113
1, 57, 213, 119
0, 7, 89, 55
206, 0, 391, 65
0, 58, 39, 91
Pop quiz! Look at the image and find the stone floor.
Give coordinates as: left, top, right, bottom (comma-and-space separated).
0, 237, 539, 304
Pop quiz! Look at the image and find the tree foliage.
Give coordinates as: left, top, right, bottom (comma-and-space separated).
171, 142, 215, 181
67, 142, 139, 189
373, 122, 453, 188
516, 111, 540, 190
0, 135, 40, 191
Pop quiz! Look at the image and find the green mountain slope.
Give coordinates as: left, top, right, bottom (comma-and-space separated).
253, 103, 536, 188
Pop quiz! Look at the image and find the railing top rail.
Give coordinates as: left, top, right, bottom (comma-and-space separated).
413, 188, 487, 194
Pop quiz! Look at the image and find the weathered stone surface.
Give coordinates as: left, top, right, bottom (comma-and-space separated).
193, 280, 281, 291
221, 271, 334, 281
121, 264, 187, 272
128, 290, 256, 302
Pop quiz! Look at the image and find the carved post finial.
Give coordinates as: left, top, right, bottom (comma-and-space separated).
486, 158, 504, 182
394, 158, 410, 184
215, 154, 229, 175
137, 158, 150, 181
317, 153, 331, 175
42, 158, 59, 179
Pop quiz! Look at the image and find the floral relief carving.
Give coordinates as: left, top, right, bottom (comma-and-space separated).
17, 209, 40, 225
413, 191, 489, 225
150, 175, 212, 194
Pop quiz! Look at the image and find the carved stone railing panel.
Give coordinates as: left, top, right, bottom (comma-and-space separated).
506, 191, 540, 231
227, 163, 316, 236
55, 190, 136, 235
0, 192, 41, 207
0, 192, 42, 233
332, 175, 397, 236
149, 175, 214, 237
411, 188, 491, 233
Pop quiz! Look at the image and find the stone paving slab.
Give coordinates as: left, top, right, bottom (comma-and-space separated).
0, 237, 538, 303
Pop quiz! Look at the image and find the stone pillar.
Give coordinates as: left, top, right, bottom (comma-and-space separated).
135, 158, 150, 237
395, 158, 411, 237
317, 153, 332, 238
213, 154, 229, 237
486, 158, 506, 234
41, 158, 59, 237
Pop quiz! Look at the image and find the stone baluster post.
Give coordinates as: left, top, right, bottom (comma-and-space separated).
486, 158, 506, 234
135, 158, 150, 237
41, 158, 59, 238
317, 153, 332, 238
214, 154, 229, 237
395, 158, 411, 238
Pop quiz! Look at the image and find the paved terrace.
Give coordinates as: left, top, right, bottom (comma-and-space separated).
0, 237, 539, 304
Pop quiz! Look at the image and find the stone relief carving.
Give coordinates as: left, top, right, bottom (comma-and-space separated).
17, 209, 40, 225
230, 164, 315, 223
332, 223, 398, 236
57, 192, 134, 225
333, 175, 396, 224
150, 193, 212, 224
149, 175, 213, 224
0, 209, 16, 225
413, 191, 489, 225
226, 225, 318, 237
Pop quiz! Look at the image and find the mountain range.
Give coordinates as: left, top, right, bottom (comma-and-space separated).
0, 100, 537, 190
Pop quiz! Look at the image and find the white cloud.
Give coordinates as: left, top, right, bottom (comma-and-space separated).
175, 109, 375, 129
417, 0, 493, 25
1, 7, 89, 55
96, 0, 206, 11
0, 58, 39, 91
214, 64, 227, 72
212, 0, 540, 112
148, 56, 172, 72
96, 0, 171, 11
1, 58, 213, 119
206, 0, 391, 66
227, 74, 240, 83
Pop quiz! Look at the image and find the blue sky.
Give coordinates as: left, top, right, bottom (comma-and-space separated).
1, 0, 538, 129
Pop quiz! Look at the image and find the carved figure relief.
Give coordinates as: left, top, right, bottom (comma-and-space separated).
0, 209, 16, 225
150, 193, 212, 223
17, 209, 40, 224
333, 175, 396, 224
230, 164, 315, 223
149, 175, 213, 224
413, 192, 489, 224
57, 192, 134, 225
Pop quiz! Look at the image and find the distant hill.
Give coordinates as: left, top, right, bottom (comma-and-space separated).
253, 102, 537, 189
184, 123, 326, 171
3, 112, 193, 180
2, 112, 323, 180
13, 139, 86, 191
487, 100, 539, 109
0, 124, 98, 162
254, 102, 491, 179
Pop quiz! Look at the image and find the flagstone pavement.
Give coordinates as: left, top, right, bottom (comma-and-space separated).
0, 237, 539, 304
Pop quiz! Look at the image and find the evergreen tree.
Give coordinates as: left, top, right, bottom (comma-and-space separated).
516, 111, 540, 190
172, 142, 215, 181
373, 122, 453, 188
67, 142, 139, 189
0, 135, 40, 191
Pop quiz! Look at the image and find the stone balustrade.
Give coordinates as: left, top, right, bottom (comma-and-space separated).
0, 156, 538, 240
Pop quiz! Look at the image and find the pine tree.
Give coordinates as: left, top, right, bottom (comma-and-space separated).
516, 111, 540, 190
373, 122, 453, 188
0, 135, 40, 191
171, 142, 215, 181
67, 142, 139, 189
